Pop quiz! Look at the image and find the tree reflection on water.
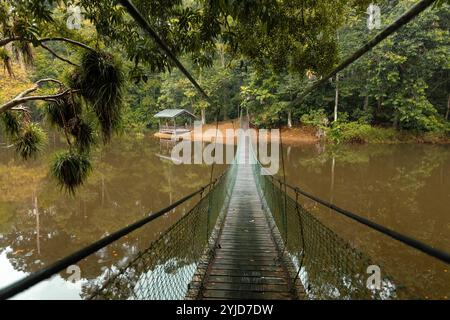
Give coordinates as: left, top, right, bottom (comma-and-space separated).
0, 135, 226, 298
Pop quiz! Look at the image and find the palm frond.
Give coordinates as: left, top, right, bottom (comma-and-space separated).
13, 41, 34, 66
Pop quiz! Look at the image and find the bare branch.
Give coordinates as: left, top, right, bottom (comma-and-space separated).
11, 105, 30, 112
39, 37, 96, 52
35, 78, 65, 88
10, 105, 32, 120
0, 37, 22, 47
1, 36, 95, 53
0, 78, 74, 113
40, 43, 80, 67
13, 78, 64, 100
15, 85, 40, 100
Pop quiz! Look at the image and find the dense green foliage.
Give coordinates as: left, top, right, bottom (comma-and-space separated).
334, 0, 450, 132
0, 0, 449, 193
239, 1, 450, 136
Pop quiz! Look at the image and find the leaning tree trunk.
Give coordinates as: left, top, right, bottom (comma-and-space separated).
364, 94, 369, 111
201, 108, 206, 125
287, 110, 293, 128
393, 113, 399, 129
334, 73, 339, 122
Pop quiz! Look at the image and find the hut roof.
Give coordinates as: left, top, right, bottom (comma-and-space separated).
154, 109, 196, 119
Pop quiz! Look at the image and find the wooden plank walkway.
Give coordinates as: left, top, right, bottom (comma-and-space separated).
188, 131, 302, 300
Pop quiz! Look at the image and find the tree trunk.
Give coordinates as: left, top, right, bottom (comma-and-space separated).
446, 94, 450, 121
101, 175, 105, 208
219, 44, 225, 68
287, 110, 293, 128
364, 94, 369, 111
334, 73, 339, 122
223, 110, 229, 121
393, 113, 399, 129
201, 108, 206, 125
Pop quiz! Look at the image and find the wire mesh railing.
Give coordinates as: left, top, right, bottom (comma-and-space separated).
81, 160, 237, 300
256, 171, 409, 299
246, 138, 409, 299
0, 164, 236, 300
4, 128, 447, 300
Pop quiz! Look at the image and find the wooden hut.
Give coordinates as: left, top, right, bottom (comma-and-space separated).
154, 109, 197, 139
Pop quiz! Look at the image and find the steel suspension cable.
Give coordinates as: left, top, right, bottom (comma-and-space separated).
278, 113, 289, 248
119, 0, 225, 190
291, 0, 438, 106
0, 176, 224, 300
267, 175, 450, 265
118, 0, 214, 106
209, 108, 221, 185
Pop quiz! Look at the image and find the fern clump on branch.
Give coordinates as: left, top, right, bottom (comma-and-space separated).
0, 48, 13, 76
1, 111, 21, 137
46, 94, 82, 129
51, 151, 92, 194
73, 51, 124, 142
68, 117, 95, 153
14, 123, 46, 160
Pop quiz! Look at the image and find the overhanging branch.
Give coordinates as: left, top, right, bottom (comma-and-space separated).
0, 36, 95, 52
39, 37, 95, 52
0, 79, 72, 113
118, 0, 214, 106
40, 43, 80, 67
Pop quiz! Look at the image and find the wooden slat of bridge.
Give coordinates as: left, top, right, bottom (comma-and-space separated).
196, 137, 298, 300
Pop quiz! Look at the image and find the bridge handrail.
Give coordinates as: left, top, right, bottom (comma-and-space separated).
267, 175, 450, 265
0, 171, 227, 300
249, 139, 450, 265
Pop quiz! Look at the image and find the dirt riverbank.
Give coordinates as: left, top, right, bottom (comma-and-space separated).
154, 120, 319, 145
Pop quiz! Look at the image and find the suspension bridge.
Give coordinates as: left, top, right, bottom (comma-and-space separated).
0, 0, 449, 301
1, 118, 448, 300
186, 122, 305, 300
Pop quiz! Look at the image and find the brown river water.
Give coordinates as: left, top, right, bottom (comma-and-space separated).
0, 134, 449, 299
280, 143, 450, 299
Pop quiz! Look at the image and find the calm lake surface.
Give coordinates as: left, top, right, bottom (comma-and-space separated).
280, 143, 450, 299
0, 134, 449, 299
0, 134, 227, 299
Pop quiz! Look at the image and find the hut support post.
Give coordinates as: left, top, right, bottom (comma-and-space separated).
173, 117, 177, 140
